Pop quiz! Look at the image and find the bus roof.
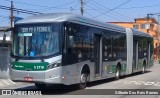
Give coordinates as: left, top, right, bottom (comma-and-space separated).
16, 13, 126, 32
132, 28, 152, 37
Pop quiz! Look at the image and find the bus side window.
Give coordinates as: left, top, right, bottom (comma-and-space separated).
66, 24, 78, 64
103, 32, 112, 60
67, 26, 76, 54
68, 35, 74, 54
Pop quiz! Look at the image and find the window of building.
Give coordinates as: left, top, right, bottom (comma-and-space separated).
141, 24, 146, 29
133, 24, 139, 29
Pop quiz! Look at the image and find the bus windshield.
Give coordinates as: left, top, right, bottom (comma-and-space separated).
13, 24, 60, 57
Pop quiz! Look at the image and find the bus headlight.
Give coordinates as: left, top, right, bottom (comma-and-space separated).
47, 62, 61, 70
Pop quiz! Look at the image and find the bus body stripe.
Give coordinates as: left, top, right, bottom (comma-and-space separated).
12, 62, 48, 71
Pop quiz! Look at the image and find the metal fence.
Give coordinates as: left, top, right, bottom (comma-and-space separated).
0, 47, 10, 79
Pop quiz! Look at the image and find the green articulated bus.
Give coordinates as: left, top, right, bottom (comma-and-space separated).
10, 13, 154, 89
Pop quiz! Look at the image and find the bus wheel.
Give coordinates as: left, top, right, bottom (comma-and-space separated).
35, 83, 46, 89
115, 66, 120, 80
78, 72, 88, 89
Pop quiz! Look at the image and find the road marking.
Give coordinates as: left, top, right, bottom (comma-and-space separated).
154, 82, 160, 86
121, 80, 160, 86
144, 82, 155, 86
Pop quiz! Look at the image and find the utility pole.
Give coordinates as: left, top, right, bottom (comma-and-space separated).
147, 14, 150, 34
10, 1, 14, 48
10, 1, 14, 30
80, 0, 84, 16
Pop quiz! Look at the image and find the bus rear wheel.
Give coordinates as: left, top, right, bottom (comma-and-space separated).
35, 83, 46, 89
78, 72, 88, 89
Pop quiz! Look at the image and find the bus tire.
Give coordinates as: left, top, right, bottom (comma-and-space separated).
115, 66, 120, 80
78, 72, 88, 89
35, 83, 46, 89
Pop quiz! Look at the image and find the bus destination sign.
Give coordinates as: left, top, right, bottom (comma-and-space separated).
19, 26, 52, 33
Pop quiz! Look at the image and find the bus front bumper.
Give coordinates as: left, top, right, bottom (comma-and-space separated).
10, 67, 62, 84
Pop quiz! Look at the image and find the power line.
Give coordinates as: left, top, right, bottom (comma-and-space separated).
73, 0, 80, 10
85, 1, 131, 21
4, 0, 77, 11
26, 0, 77, 11
90, 0, 133, 21
0, 5, 43, 15
0, 15, 9, 18
118, 4, 160, 10
84, 0, 92, 4
4, 0, 57, 8
83, 4, 160, 11
94, 0, 132, 18
85, 3, 122, 21
84, 10, 95, 19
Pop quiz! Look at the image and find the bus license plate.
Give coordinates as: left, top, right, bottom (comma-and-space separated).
24, 77, 33, 81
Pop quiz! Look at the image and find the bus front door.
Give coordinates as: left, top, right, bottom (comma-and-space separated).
94, 34, 102, 77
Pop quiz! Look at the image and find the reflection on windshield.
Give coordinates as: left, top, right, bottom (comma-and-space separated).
13, 25, 59, 57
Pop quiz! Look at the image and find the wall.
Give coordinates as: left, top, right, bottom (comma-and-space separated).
0, 47, 10, 79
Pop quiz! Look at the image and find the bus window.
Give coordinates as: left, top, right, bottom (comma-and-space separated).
103, 31, 112, 61
19, 36, 24, 56
65, 23, 93, 64
14, 24, 60, 57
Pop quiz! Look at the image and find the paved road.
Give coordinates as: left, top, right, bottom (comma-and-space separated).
1, 62, 160, 98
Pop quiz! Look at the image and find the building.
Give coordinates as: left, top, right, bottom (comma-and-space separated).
0, 27, 11, 79
0, 27, 12, 48
110, 17, 159, 61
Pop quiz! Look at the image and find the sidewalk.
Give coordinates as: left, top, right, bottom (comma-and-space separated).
0, 79, 17, 88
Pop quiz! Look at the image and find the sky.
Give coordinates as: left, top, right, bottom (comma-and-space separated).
1, 0, 160, 27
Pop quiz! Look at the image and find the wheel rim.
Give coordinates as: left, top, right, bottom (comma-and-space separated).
80, 74, 86, 83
